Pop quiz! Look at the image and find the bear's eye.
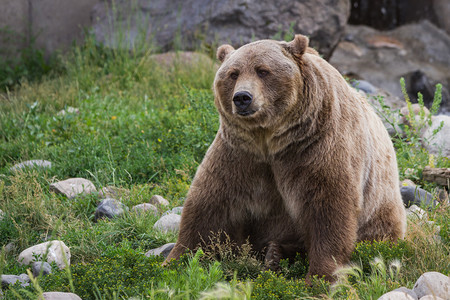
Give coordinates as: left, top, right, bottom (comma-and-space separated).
257, 69, 269, 78
230, 72, 239, 80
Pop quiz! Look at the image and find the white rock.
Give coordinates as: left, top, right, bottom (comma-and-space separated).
418, 296, 445, 300
153, 214, 181, 232
406, 205, 428, 220
378, 290, 416, 300
422, 115, 450, 158
149, 195, 170, 206
132, 203, 158, 215
50, 178, 96, 199
10, 160, 52, 172
98, 186, 130, 199
18, 240, 71, 269
392, 287, 418, 300
413, 271, 449, 299
43, 292, 82, 300
145, 243, 176, 258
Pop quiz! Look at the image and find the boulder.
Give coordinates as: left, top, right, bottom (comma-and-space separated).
330, 21, 450, 115
153, 214, 181, 232
32, 261, 52, 277
162, 206, 183, 216
400, 186, 435, 208
91, 0, 350, 59
149, 195, 169, 207
406, 205, 427, 221
132, 203, 158, 215
50, 178, 96, 199
10, 160, 52, 172
18, 240, 70, 269
413, 272, 449, 299
145, 243, 176, 258
94, 198, 127, 221
378, 290, 416, 300
1, 275, 29, 288
42, 292, 82, 300
392, 287, 418, 300
422, 115, 450, 158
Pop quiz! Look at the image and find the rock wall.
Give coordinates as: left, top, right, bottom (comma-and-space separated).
0, 0, 101, 56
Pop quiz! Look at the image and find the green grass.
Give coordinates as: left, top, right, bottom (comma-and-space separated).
0, 33, 449, 299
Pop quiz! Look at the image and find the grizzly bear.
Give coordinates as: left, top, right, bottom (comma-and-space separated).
164, 34, 406, 281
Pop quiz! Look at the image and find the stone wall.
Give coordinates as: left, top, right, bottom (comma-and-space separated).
0, 0, 101, 56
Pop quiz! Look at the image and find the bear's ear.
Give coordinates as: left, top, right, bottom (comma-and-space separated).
282, 34, 309, 57
217, 44, 235, 63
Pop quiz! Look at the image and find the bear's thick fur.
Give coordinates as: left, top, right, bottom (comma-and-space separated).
164, 35, 406, 281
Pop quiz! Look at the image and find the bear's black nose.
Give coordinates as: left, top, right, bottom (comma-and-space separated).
233, 91, 253, 110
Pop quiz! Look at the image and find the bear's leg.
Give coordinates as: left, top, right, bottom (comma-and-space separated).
264, 241, 282, 270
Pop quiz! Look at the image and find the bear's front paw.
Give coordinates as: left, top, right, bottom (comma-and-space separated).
264, 241, 282, 271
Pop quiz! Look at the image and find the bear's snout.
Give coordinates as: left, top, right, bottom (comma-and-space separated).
233, 91, 254, 115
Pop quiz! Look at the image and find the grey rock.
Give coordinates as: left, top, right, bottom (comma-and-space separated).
149, 195, 170, 207
406, 205, 428, 220
1, 275, 29, 288
330, 21, 450, 115
400, 179, 416, 189
132, 203, 158, 215
378, 290, 416, 300
153, 214, 181, 232
400, 186, 435, 208
422, 115, 450, 158
413, 271, 449, 299
0, 209, 4, 221
98, 186, 130, 200
163, 206, 183, 216
351, 80, 377, 94
434, 0, 450, 35
392, 287, 418, 300
18, 274, 30, 283
42, 292, 82, 300
94, 198, 127, 221
50, 178, 97, 199
18, 240, 71, 269
419, 296, 445, 300
32, 261, 52, 277
10, 160, 52, 172
91, 0, 350, 59
145, 243, 176, 258
151, 52, 216, 70
4, 242, 16, 253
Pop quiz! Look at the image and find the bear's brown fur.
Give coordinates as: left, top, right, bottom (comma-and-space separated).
164, 35, 406, 281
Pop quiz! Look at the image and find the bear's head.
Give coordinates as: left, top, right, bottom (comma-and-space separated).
214, 35, 313, 129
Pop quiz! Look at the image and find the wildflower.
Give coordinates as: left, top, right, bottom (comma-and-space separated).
111, 116, 117, 120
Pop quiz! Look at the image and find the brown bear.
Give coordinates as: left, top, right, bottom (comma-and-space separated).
164, 34, 406, 282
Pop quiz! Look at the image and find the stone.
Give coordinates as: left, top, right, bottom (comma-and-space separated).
18, 274, 30, 283
131, 203, 158, 215
0, 209, 4, 221
91, 0, 350, 59
392, 287, 418, 300
10, 160, 52, 172
18, 240, 70, 269
149, 195, 170, 207
330, 21, 450, 115
406, 205, 428, 220
98, 186, 130, 200
145, 243, 176, 258
32, 261, 52, 277
413, 272, 449, 299
42, 292, 82, 300
419, 296, 445, 300
400, 179, 416, 189
57, 106, 80, 116
1, 275, 29, 288
4, 242, 16, 253
94, 198, 127, 221
162, 206, 183, 216
378, 290, 416, 300
153, 214, 181, 232
400, 186, 435, 208
422, 115, 450, 158
351, 80, 377, 94
434, 0, 450, 36
50, 178, 96, 199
